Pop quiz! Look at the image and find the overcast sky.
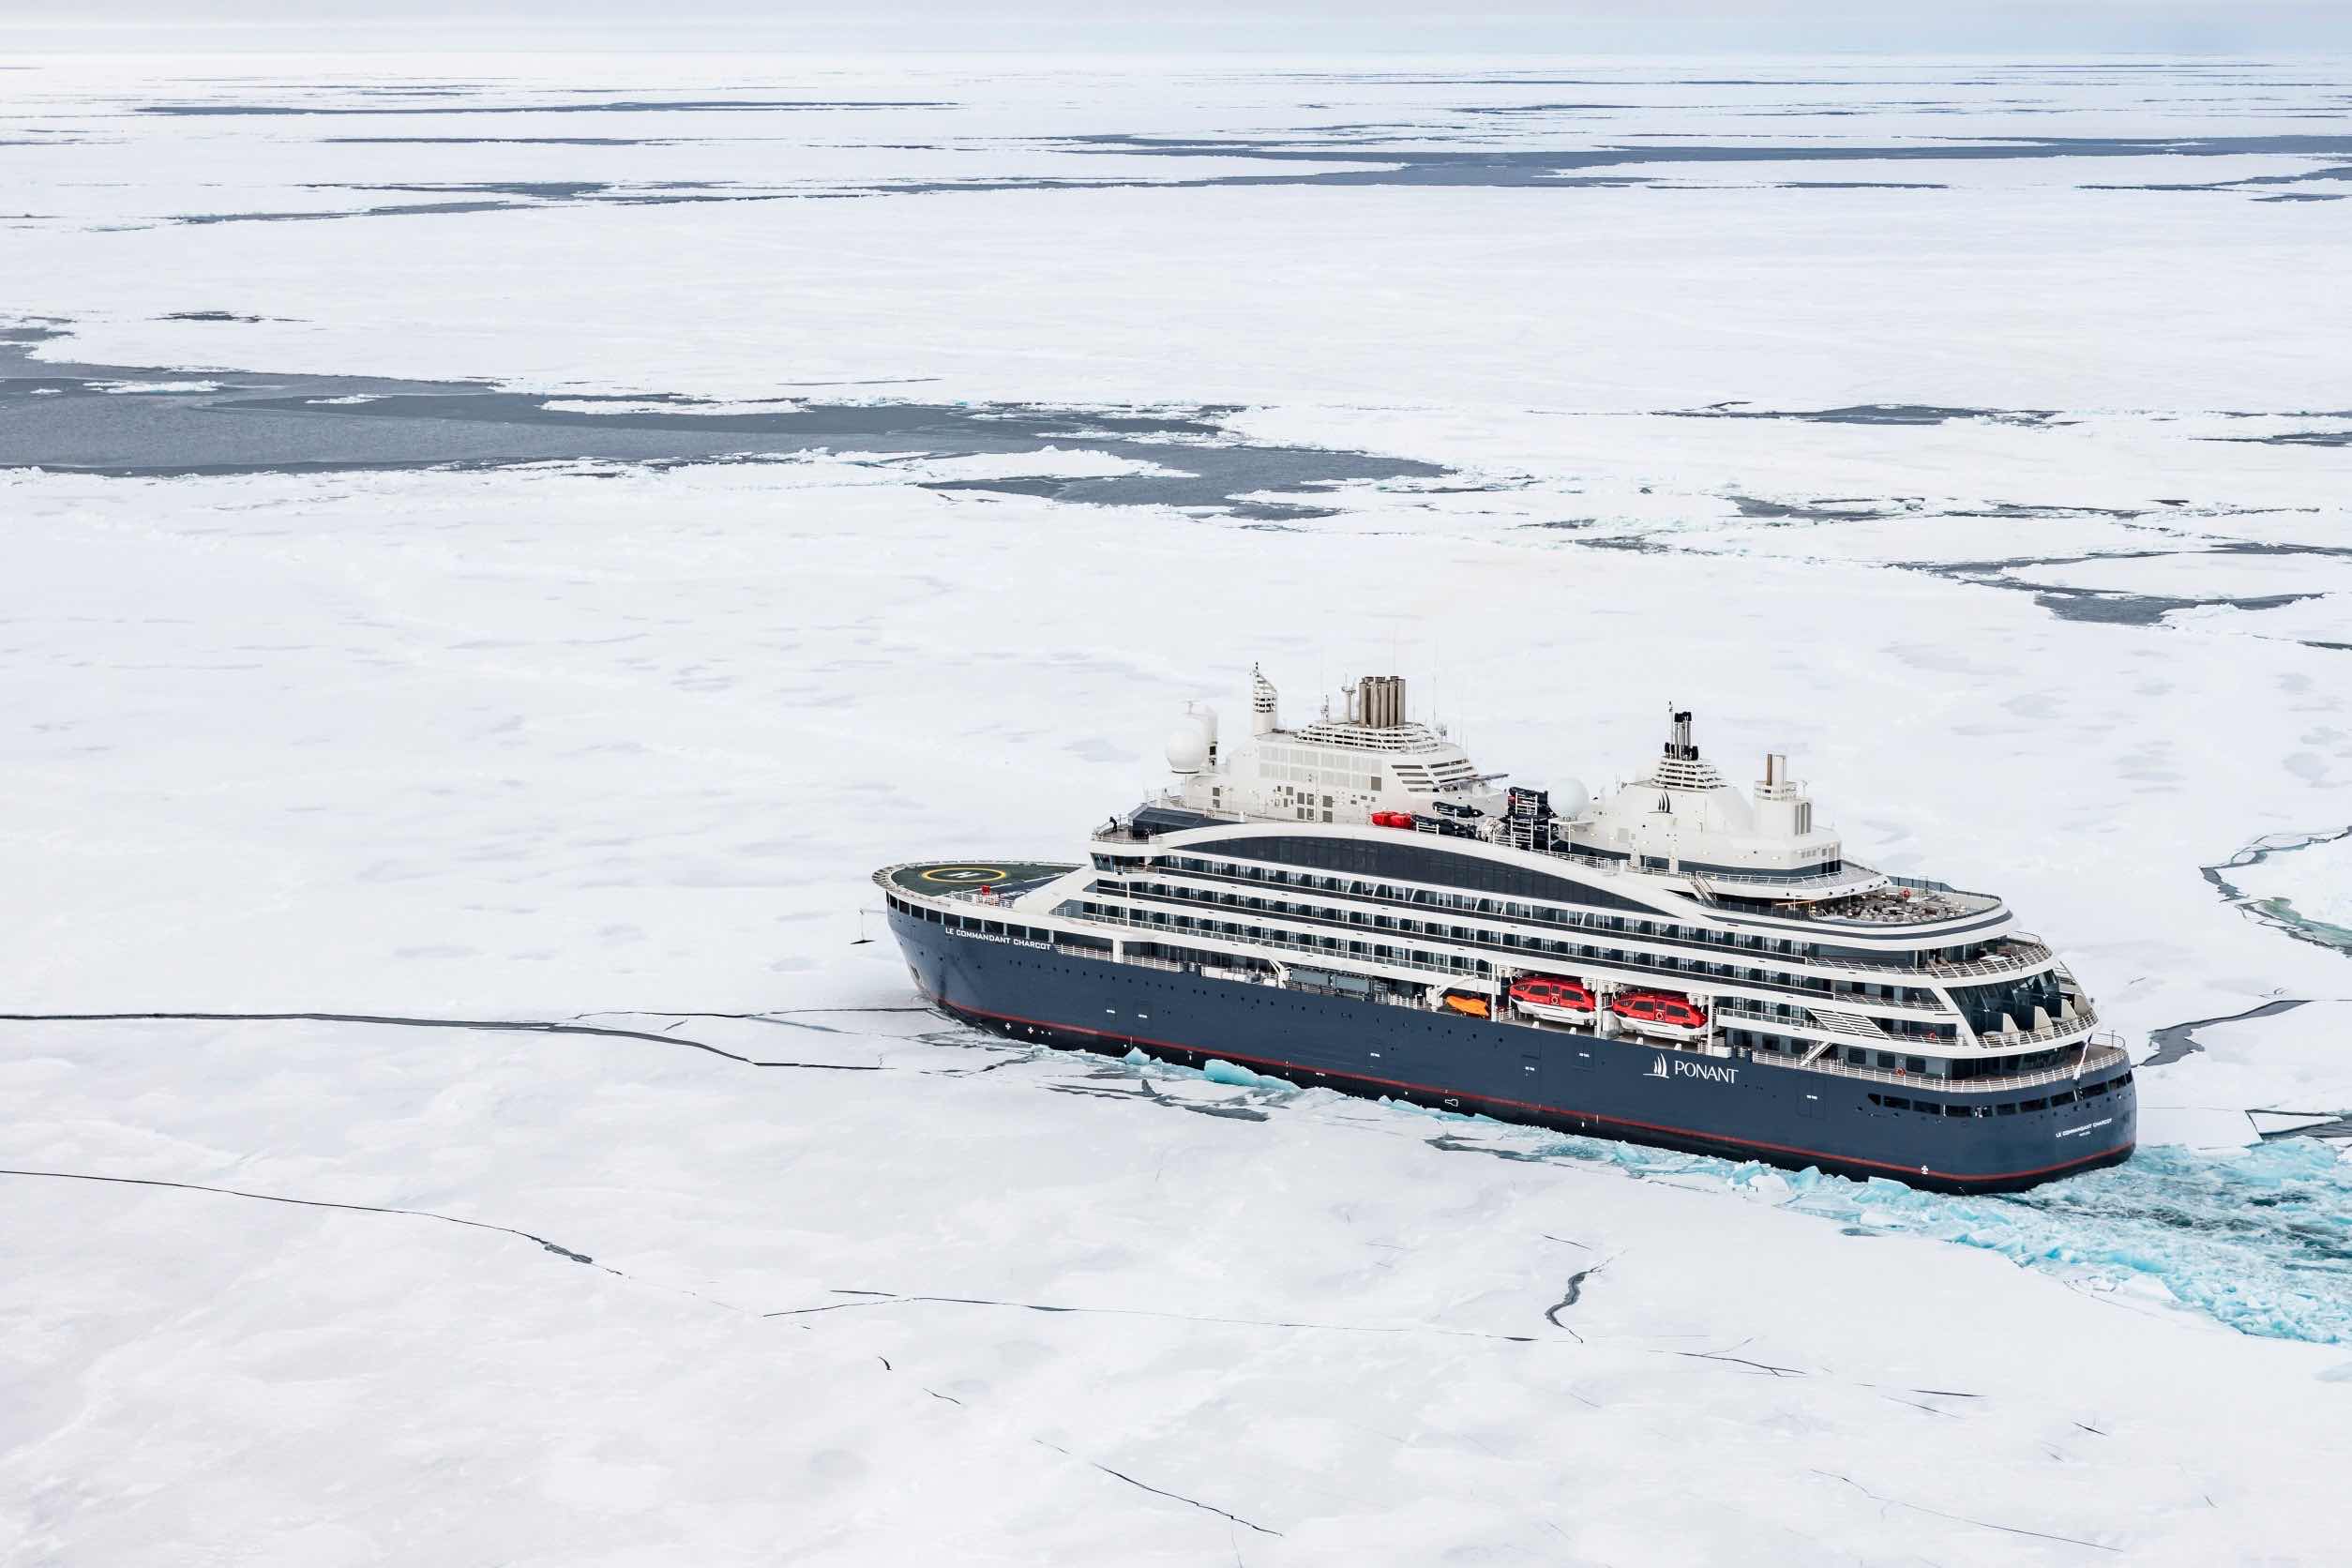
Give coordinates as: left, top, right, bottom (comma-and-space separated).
7, 2, 2351, 53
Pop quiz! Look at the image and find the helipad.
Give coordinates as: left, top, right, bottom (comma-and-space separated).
885, 860, 1078, 897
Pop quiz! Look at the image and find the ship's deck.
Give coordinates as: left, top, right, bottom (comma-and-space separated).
884, 859, 1078, 899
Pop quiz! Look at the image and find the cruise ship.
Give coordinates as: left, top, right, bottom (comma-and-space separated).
877, 668, 2136, 1192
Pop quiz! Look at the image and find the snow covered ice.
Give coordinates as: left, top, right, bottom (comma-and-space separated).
3, 50, 2350, 1564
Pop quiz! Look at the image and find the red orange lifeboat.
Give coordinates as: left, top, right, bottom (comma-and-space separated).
1610, 989, 1709, 1039
1508, 976, 1597, 1018
1370, 810, 1416, 829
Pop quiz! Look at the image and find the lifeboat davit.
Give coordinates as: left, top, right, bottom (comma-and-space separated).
1610, 989, 1709, 1041
1508, 975, 1597, 1022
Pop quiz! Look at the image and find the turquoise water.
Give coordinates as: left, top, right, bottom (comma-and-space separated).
1169, 1054, 2352, 1346
1547, 1133, 2352, 1345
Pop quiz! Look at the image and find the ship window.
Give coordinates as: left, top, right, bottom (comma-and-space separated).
1946, 1105, 1971, 1118
1997, 1103, 2016, 1115
1906, 1057, 1926, 1074
2020, 1097, 2048, 1112
1883, 1095, 1910, 1110
2052, 1090, 2076, 1106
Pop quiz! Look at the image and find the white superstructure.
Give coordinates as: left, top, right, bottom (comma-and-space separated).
1163, 666, 1513, 826
1166, 668, 1850, 890
1048, 665, 2120, 1090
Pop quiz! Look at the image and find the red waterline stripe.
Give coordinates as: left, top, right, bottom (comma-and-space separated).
927, 990, 2133, 1186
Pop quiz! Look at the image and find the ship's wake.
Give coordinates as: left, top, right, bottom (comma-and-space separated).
1552, 1131, 2352, 1345
1159, 1053, 2352, 1346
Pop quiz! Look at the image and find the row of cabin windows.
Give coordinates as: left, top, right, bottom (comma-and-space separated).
1076, 900, 1493, 976
1866, 1073, 2128, 1118
1106, 853, 2014, 972
1714, 1033, 2081, 1080
883, 892, 1113, 953
1728, 1030, 1950, 1072
1148, 854, 1960, 993
1114, 877, 1951, 1022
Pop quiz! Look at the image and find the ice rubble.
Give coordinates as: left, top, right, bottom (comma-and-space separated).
1751, 1142, 2351, 1346
2223, 830, 2352, 939
1160, 1056, 2352, 1345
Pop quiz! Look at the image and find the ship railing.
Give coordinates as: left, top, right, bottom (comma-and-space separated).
1057, 920, 2133, 1079
1976, 1000, 2101, 1049
1729, 938, 2050, 981
1751, 1039, 2129, 1093
1112, 862, 2044, 985
1098, 880, 1989, 998
1694, 866, 1888, 895
1888, 873, 1998, 900
903, 888, 1017, 912
1110, 945, 1438, 1009
1078, 908, 1475, 984
1711, 1001, 1941, 1042
1777, 893, 2003, 926
1922, 939, 2054, 979
1718, 996, 2102, 1051
1530, 846, 1636, 876
1085, 892, 2008, 1017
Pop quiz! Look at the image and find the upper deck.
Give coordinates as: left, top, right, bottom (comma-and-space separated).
1093, 812, 2010, 945
882, 860, 1078, 901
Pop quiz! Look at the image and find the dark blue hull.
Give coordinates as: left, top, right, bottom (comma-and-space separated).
890, 910, 2136, 1193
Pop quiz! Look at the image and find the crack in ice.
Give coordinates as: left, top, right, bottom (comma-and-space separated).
0, 1010, 886, 1070
0, 1166, 621, 1274
1033, 1440, 1283, 1538
1811, 1469, 2121, 1553
764, 1289, 1544, 1343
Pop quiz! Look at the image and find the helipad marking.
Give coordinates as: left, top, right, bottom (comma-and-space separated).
921, 865, 1010, 885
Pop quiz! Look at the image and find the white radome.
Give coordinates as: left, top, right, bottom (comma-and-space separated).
1163, 717, 1211, 774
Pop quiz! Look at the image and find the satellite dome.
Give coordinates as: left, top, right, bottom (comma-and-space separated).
1551, 779, 1592, 820
1164, 716, 1211, 774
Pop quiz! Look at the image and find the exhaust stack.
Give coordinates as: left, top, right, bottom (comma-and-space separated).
1360, 674, 1406, 729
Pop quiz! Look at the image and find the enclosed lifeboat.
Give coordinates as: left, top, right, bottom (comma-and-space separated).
1610, 989, 1709, 1042
1507, 976, 1597, 1024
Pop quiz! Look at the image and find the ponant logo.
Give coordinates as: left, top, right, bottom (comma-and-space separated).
1649, 1053, 1740, 1086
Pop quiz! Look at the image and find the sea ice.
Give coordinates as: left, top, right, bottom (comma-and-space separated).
4, 50, 2349, 1565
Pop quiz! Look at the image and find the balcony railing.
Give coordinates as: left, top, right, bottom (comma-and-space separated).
1748, 1038, 2128, 1093
1924, 938, 2053, 979
1978, 1000, 2100, 1049
1105, 870, 2020, 988
1696, 866, 1887, 894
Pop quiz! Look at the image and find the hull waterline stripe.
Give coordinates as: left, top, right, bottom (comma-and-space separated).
925, 990, 2133, 1186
